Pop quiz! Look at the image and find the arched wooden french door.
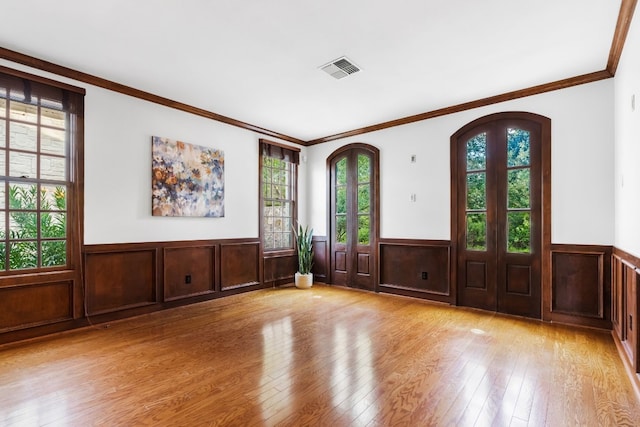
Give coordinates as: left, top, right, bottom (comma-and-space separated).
451, 112, 550, 319
328, 144, 379, 291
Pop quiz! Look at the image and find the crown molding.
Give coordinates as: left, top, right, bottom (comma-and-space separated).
0, 46, 305, 146
307, 70, 612, 145
607, 0, 638, 75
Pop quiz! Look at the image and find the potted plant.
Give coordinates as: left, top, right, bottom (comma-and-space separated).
293, 223, 314, 289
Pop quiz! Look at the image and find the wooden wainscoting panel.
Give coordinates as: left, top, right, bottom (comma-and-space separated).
612, 255, 626, 341
0, 238, 267, 345
0, 282, 73, 332
550, 245, 611, 329
164, 246, 215, 301
220, 242, 260, 290
264, 252, 297, 287
312, 236, 328, 283
552, 251, 603, 316
622, 266, 637, 368
85, 249, 157, 315
379, 239, 452, 303
611, 247, 640, 397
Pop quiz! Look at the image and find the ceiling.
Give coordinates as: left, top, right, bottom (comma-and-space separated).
0, 0, 628, 143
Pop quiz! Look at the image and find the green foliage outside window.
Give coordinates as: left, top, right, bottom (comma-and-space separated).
357, 154, 369, 182
466, 213, 487, 251
507, 128, 530, 167
466, 133, 487, 171
336, 215, 347, 244
466, 173, 486, 210
464, 129, 532, 253
358, 215, 370, 245
507, 212, 531, 253
334, 155, 371, 245
506, 128, 531, 253
0, 184, 67, 270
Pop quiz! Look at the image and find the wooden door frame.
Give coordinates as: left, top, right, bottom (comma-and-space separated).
326, 143, 380, 290
450, 112, 551, 319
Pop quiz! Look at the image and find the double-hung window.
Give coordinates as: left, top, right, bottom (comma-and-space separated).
259, 139, 299, 252
0, 68, 84, 272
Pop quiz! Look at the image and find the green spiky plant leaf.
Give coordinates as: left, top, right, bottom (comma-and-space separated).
292, 223, 313, 274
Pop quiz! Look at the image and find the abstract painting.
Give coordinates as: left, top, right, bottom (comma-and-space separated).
152, 136, 224, 217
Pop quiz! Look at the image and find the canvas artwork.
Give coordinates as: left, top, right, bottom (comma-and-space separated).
152, 136, 224, 217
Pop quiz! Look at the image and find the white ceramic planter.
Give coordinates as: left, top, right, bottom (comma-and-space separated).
294, 272, 313, 289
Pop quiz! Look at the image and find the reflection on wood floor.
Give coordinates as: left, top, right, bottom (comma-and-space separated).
0, 285, 639, 426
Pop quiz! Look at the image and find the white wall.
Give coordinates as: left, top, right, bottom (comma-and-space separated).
85, 87, 256, 244
614, 6, 640, 257
0, 59, 306, 245
307, 79, 615, 245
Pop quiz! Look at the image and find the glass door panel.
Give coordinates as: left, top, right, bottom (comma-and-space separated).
335, 158, 347, 244
357, 154, 371, 246
465, 133, 488, 251
506, 128, 531, 254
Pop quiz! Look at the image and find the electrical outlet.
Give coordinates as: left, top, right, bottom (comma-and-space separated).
421, 272, 428, 280
185, 274, 192, 284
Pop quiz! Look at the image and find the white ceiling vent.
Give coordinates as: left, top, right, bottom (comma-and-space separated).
320, 57, 361, 79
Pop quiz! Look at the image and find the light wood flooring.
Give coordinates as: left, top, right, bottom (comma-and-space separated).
1, 285, 639, 426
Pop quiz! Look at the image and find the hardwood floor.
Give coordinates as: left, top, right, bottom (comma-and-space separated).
0, 285, 638, 426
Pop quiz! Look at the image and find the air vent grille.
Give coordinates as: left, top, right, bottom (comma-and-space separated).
320, 57, 361, 79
